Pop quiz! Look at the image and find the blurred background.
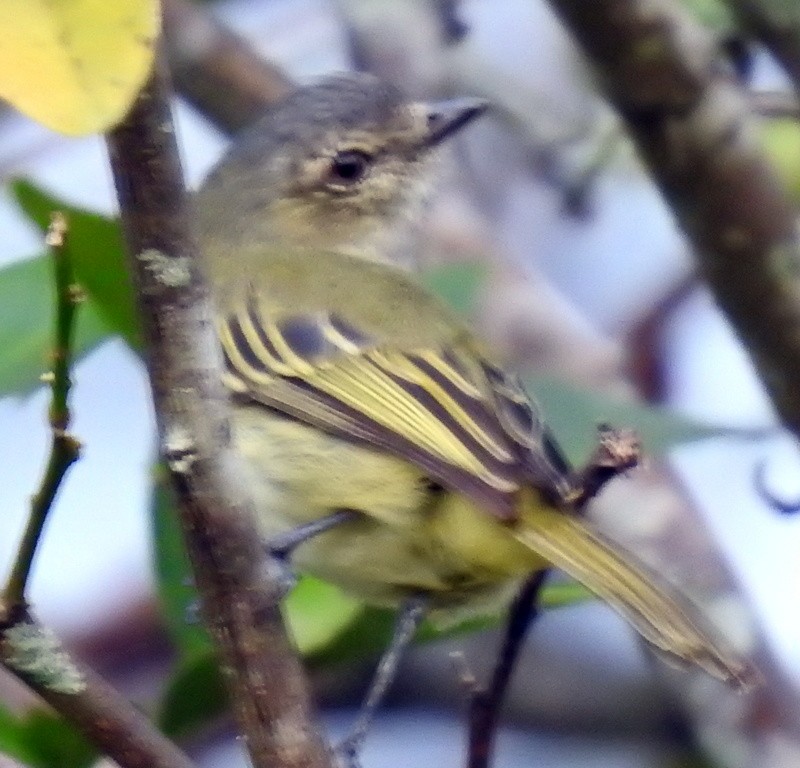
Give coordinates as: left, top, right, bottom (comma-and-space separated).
1, 0, 800, 766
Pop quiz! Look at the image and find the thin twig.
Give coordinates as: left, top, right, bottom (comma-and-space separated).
162, 0, 293, 135
0, 217, 196, 768
626, 273, 699, 402
545, 0, 800, 446
105, 51, 331, 768
565, 426, 640, 512
466, 572, 547, 768
3, 213, 82, 608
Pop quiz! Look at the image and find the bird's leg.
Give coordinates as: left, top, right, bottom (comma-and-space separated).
337, 596, 428, 764
268, 509, 360, 560
561, 424, 641, 513
266, 509, 360, 594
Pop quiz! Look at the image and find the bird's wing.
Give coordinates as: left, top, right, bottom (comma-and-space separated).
513, 493, 756, 689
218, 292, 572, 520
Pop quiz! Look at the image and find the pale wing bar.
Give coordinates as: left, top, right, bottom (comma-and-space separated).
219, 298, 574, 519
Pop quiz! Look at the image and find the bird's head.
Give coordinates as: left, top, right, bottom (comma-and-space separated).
196, 72, 487, 267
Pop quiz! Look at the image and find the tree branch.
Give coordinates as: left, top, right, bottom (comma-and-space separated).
162, 0, 293, 134
0, 610, 196, 768
105, 51, 331, 768
545, 0, 800, 442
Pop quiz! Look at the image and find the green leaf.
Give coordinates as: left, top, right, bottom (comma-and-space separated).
156, 579, 365, 738
158, 650, 227, 740
0, 708, 96, 768
150, 468, 213, 657
0, 255, 112, 396
11, 179, 141, 348
305, 580, 594, 667
16, 711, 96, 768
305, 606, 397, 667
680, 0, 737, 32
760, 118, 800, 205
0, 706, 37, 767
528, 374, 757, 464
155, 580, 368, 737
538, 580, 594, 609
285, 576, 364, 656
414, 581, 593, 643
422, 262, 486, 317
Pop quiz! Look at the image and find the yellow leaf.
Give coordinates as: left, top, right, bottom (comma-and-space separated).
0, 0, 160, 136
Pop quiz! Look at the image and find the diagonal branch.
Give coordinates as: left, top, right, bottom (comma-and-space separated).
545, 0, 800, 443
0, 609, 196, 768
162, 0, 292, 134
105, 51, 331, 768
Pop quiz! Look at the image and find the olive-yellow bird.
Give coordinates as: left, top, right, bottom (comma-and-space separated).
195, 73, 754, 725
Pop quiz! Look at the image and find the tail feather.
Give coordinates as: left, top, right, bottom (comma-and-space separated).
515, 494, 758, 690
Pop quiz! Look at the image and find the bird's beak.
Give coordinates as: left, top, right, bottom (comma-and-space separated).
423, 97, 489, 147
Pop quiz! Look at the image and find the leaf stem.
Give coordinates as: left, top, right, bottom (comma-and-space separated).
3, 213, 82, 608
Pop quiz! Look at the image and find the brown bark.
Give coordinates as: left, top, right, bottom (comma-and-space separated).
546, 0, 800, 442
106, 53, 331, 768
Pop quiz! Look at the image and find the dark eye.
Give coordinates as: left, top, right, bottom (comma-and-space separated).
328, 150, 371, 184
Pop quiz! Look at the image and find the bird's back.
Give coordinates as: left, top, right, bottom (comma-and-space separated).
209, 242, 574, 520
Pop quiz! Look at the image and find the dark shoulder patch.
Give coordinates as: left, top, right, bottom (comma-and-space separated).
220, 296, 574, 519
276, 315, 328, 359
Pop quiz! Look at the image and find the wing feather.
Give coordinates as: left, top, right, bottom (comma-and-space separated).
219, 294, 572, 518
514, 494, 756, 688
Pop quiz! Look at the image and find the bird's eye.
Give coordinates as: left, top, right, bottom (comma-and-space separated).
328, 150, 371, 185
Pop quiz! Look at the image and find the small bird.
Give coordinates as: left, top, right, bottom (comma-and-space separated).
195, 72, 755, 744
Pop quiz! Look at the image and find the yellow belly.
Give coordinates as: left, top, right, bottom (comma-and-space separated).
232, 407, 547, 611
230, 407, 754, 690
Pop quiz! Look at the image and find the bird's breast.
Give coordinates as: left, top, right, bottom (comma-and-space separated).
231, 406, 545, 609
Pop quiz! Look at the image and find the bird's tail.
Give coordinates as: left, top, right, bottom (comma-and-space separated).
514, 490, 758, 690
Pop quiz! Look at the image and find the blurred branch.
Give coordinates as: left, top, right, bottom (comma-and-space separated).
0, 610, 196, 768
725, 0, 800, 95
750, 88, 800, 117
627, 273, 699, 402
105, 53, 330, 768
559, 125, 624, 217
466, 572, 547, 768
3, 213, 81, 608
433, 0, 470, 44
545, 0, 800, 442
162, 0, 293, 134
